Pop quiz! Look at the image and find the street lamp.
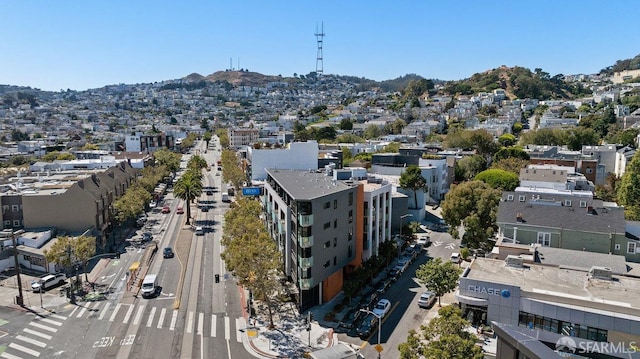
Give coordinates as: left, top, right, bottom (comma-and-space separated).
359, 308, 383, 359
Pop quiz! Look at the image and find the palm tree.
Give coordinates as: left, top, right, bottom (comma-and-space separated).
173, 169, 203, 225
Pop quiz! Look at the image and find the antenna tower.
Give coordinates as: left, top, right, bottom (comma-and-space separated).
315, 22, 325, 76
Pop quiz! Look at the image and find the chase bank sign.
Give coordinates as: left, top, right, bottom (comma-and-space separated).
467, 285, 511, 298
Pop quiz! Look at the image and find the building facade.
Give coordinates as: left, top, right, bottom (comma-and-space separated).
263, 169, 359, 310
228, 128, 259, 148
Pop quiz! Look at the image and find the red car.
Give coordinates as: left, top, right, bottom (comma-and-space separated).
161, 206, 170, 213
176, 206, 184, 214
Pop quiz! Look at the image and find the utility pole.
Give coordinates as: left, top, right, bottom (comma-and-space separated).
11, 230, 24, 306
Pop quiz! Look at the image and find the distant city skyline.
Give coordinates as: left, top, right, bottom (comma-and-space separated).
1, 1, 639, 91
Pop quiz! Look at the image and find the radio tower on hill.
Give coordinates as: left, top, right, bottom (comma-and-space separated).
315, 22, 325, 76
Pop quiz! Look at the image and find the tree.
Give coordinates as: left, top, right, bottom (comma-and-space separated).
455, 155, 487, 181
113, 184, 151, 222
339, 118, 353, 130
221, 149, 246, 191
315, 126, 337, 141
415, 258, 462, 307
363, 124, 383, 139
493, 147, 530, 162
43, 235, 96, 282
187, 155, 208, 171
421, 305, 484, 359
221, 198, 282, 328
565, 127, 600, 151
399, 166, 427, 209
153, 148, 181, 173
491, 157, 529, 174
475, 169, 520, 191
497, 134, 516, 147
441, 181, 502, 249
173, 170, 203, 224
215, 128, 229, 148
203, 131, 212, 147
617, 151, 640, 219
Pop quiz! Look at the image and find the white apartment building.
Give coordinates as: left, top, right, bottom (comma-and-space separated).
228, 128, 259, 148
359, 177, 393, 261
247, 141, 320, 182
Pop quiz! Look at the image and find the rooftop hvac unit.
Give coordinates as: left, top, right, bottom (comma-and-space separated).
505, 255, 524, 268
589, 266, 613, 280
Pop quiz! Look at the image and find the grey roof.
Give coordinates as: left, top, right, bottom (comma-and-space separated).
266, 169, 354, 200
534, 247, 628, 274
497, 192, 626, 234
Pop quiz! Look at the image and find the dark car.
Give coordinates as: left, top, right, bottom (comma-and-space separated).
201, 206, 209, 212
142, 232, 153, 241
357, 313, 378, 339
163, 247, 174, 258
338, 309, 364, 331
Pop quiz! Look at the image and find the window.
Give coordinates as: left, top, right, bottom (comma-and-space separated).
323, 260, 330, 268
507, 194, 514, 201
3, 220, 10, 228
586, 168, 593, 174
324, 202, 330, 209
2, 205, 8, 214
333, 256, 337, 266
537, 232, 551, 246
348, 193, 353, 206
519, 195, 526, 202
334, 219, 337, 228
333, 237, 337, 247
564, 200, 572, 207
11, 205, 19, 212
615, 244, 620, 251
628, 242, 637, 254
348, 210, 353, 223
348, 230, 353, 241
324, 241, 330, 249
323, 222, 330, 229
580, 201, 587, 208
334, 200, 337, 209
12, 220, 20, 227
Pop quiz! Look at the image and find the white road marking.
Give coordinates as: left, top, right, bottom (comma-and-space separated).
69, 306, 79, 317
236, 318, 243, 342
123, 304, 134, 324
224, 316, 230, 340
445, 243, 456, 249
186, 311, 194, 333
99, 303, 111, 320
16, 334, 46, 348
147, 307, 156, 327
76, 306, 87, 318
8, 342, 40, 357
197, 313, 204, 335
50, 314, 67, 321
0, 351, 22, 359
36, 318, 62, 327
211, 314, 216, 337
23, 328, 51, 341
109, 303, 121, 322
157, 308, 166, 329
28, 322, 57, 333
170, 310, 178, 331
133, 306, 145, 326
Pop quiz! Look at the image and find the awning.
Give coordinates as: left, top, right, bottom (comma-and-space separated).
455, 290, 489, 306
129, 261, 140, 272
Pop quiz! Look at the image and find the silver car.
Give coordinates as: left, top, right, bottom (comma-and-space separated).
418, 291, 436, 309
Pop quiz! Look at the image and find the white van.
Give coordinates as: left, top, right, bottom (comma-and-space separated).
195, 227, 204, 236
32, 273, 66, 292
141, 274, 158, 298
450, 252, 461, 264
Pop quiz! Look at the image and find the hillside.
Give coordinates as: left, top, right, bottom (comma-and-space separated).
441, 66, 590, 100
202, 71, 293, 87
600, 53, 640, 75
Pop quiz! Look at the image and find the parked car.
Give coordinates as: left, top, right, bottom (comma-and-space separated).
416, 236, 431, 247
376, 278, 393, 295
418, 291, 436, 309
163, 247, 174, 258
372, 299, 391, 318
388, 269, 400, 281
201, 206, 209, 212
394, 258, 409, 273
338, 309, 364, 331
31, 273, 66, 292
161, 205, 170, 214
450, 252, 461, 264
142, 232, 153, 241
176, 206, 184, 214
357, 313, 378, 339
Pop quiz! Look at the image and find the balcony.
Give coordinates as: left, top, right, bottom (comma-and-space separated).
298, 214, 314, 227
299, 235, 313, 248
298, 256, 313, 268
277, 220, 284, 233
299, 278, 313, 290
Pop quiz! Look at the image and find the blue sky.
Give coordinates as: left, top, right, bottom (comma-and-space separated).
1, 1, 639, 91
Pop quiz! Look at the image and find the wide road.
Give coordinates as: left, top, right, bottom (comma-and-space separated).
1, 138, 256, 359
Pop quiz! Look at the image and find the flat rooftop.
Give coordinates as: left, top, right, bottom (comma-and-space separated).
467, 258, 640, 312
266, 169, 354, 200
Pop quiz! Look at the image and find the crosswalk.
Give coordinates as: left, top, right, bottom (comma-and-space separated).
1, 313, 66, 359
67, 302, 244, 340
